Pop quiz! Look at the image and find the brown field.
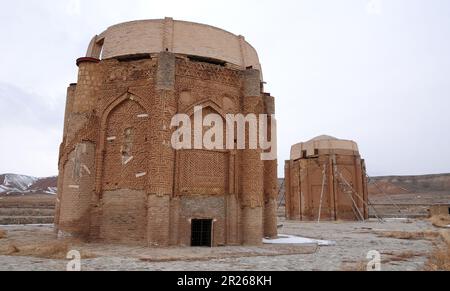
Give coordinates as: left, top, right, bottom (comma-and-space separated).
429, 215, 450, 228
0, 195, 55, 225
0, 194, 56, 208
375, 230, 440, 241
0, 228, 6, 239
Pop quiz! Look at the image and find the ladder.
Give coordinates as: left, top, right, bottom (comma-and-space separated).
277, 179, 286, 210
337, 175, 365, 221
367, 174, 404, 215
336, 169, 384, 223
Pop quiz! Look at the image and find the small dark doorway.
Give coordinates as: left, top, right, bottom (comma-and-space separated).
191, 219, 213, 247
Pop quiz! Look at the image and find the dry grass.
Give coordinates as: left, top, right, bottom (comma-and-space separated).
0, 239, 97, 260
341, 261, 368, 271
441, 230, 450, 244
424, 230, 450, 271
375, 230, 440, 241
332, 219, 347, 224
424, 248, 450, 271
0, 228, 6, 239
342, 251, 425, 271
430, 215, 450, 228
382, 251, 425, 263
0, 208, 54, 216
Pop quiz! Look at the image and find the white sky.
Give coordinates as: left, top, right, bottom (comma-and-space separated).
0, 0, 449, 177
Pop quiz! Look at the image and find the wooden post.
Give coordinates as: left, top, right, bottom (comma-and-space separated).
317, 164, 327, 223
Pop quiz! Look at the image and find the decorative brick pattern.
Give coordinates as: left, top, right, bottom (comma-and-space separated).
56, 21, 278, 246
176, 59, 242, 87
103, 98, 149, 191
178, 150, 228, 196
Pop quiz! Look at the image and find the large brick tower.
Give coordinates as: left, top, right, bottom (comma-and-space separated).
285, 136, 369, 221
55, 18, 278, 246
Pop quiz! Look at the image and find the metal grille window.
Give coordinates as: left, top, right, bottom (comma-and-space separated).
191, 219, 213, 247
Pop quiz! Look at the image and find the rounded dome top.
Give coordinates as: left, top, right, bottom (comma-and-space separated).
308, 135, 338, 142
85, 18, 262, 73
290, 135, 359, 160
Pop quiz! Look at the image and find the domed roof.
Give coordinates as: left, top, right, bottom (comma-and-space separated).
85, 17, 262, 74
290, 135, 359, 160
308, 135, 338, 142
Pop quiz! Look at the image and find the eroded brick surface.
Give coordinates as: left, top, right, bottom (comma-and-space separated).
285, 136, 369, 221
56, 21, 278, 246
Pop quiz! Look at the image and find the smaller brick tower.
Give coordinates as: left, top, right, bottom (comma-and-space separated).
285, 136, 369, 221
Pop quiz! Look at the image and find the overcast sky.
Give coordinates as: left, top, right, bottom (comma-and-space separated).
0, 0, 449, 178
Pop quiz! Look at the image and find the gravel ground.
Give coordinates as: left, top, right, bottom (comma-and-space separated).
0, 219, 439, 271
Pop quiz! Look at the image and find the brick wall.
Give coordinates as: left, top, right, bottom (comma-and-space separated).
56, 50, 278, 246
147, 195, 170, 246
178, 196, 227, 247
100, 189, 147, 244
285, 152, 368, 221
58, 142, 96, 238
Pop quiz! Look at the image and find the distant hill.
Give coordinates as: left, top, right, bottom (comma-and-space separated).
0, 174, 57, 196
368, 174, 450, 195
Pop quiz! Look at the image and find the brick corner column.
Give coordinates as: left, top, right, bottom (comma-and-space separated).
284, 161, 292, 220
147, 51, 177, 247
240, 68, 264, 246
263, 94, 278, 238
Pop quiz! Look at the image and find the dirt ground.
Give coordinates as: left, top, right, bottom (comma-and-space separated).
0, 218, 445, 271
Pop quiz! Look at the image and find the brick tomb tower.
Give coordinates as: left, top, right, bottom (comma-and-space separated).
285, 136, 369, 221
55, 18, 278, 246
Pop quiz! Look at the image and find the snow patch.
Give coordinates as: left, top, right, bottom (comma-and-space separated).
3, 174, 38, 191
0, 174, 58, 195
383, 218, 409, 222
263, 235, 336, 246
45, 187, 57, 195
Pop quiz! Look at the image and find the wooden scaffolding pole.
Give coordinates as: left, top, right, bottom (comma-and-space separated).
317, 163, 327, 223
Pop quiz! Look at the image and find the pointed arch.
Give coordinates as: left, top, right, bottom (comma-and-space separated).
183, 99, 227, 119
100, 91, 150, 128
95, 91, 151, 195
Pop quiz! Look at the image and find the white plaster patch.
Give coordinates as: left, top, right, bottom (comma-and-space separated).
136, 172, 147, 178
68, 185, 80, 189
82, 165, 91, 175
123, 156, 134, 165
137, 114, 149, 118
82, 143, 87, 153
107, 136, 117, 142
